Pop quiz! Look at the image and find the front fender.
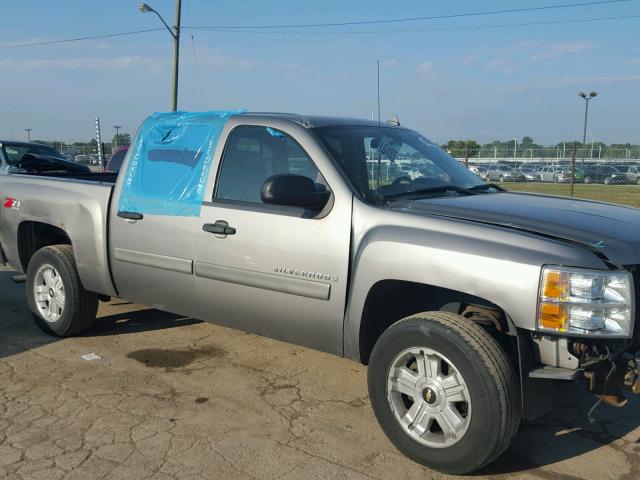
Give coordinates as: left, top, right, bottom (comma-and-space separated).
343, 201, 608, 361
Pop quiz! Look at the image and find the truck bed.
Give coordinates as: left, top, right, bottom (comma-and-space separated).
0, 173, 117, 297
17, 171, 118, 183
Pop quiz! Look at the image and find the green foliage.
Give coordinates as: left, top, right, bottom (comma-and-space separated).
443, 140, 480, 158
112, 133, 131, 146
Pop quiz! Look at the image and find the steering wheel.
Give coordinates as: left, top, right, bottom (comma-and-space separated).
391, 175, 412, 186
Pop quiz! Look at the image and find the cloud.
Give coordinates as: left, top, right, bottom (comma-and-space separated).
557, 74, 640, 86
417, 61, 437, 79
487, 58, 520, 75
0, 55, 164, 72
458, 54, 479, 65
529, 41, 595, 61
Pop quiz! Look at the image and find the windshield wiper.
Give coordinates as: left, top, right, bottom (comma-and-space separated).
384, 185, 473, 201
383, 183, 505, 203
462, 183, 505, 193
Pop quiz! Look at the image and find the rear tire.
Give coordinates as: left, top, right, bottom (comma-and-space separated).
367, 311, 520, 474
27, 245, 98, 336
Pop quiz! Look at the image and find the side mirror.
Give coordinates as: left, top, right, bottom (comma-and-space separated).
261, 174, 330, 210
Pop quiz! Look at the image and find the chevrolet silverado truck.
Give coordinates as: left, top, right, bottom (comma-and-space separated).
1, 111, 639, 474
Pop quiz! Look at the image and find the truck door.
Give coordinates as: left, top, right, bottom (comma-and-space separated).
194, 123, 352, 355
109, 112, 235, 316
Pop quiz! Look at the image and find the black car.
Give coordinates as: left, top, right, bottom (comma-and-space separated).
581, 164, 629, 184
0, 141, 89, 174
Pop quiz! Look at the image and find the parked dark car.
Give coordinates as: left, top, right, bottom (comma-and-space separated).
581, 164, 629, 184
0, 141, 92, 174
106, 145, 129, 173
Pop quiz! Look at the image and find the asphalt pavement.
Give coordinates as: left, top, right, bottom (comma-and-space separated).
1, 265, 639, 480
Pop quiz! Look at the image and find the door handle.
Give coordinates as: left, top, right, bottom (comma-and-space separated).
117, 211, 144, 221
203, 221, 236, 235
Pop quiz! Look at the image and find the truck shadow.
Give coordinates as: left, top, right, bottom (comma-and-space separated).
89, 308, 201, 336
480, 387, 640, 475
0, 268, 200, 360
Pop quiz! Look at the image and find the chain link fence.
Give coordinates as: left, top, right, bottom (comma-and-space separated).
458, 148, 640, 208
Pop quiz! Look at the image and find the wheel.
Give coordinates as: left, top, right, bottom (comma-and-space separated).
499, 175, 505, 182
604, 177, 611, 185
367, 311, 520, 474
26, 245, 98, 336
584, 176, 592, 184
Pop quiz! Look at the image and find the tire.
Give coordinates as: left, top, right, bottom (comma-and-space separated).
499, 175, 505, 183
604, 178, 611, 185
26, 245, 98, 336
584, 176, 592, 184
367, 312, 520, 474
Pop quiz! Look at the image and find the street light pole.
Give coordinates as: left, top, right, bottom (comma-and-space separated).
113, 125, 122, 149
25, 128, 32, 142
139, 1, 181, 111
578, 91, 597, 164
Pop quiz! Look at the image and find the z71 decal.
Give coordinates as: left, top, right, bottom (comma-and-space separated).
3, 197, 20, 210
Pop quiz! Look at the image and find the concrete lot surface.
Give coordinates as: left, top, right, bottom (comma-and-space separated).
1, 265, 640, 480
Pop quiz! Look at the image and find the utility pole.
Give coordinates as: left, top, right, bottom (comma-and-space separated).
113, 125, 122, 149
376, 59, 381, 125
578, 91, 597, 164
25, 128, 32, 142
95, 117, 104, 168
139, 1, 182, 111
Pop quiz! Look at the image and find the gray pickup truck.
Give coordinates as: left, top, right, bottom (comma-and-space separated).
1, 111, 639, 474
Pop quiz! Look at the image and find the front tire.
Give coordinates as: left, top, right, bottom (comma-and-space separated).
27, 245, 98, 336
367, 312, 520, 474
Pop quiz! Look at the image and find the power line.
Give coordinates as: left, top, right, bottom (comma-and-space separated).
186, 14, 640, 36
0, 0, 636, 50
187, 0, 634, 29
0, 28, 165, 50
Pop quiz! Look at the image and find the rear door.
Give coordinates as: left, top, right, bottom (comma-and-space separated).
193, 121, 352, 355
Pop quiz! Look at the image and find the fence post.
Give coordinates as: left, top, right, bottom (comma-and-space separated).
464, 141, 469, 167
570, 142, 577, 197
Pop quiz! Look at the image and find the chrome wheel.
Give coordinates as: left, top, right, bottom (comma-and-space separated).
387, 347, 471, 448
33, 264, 65, 323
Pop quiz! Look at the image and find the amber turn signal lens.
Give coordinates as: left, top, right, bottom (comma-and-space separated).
542, 270, 568, 300
539, 302, 568, 331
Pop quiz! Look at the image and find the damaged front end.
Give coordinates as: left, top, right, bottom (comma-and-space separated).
520, 264, 640, 420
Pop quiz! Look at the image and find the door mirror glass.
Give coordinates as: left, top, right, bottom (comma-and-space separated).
261, 174, 330, 210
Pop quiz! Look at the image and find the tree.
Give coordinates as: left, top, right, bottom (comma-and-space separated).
112, 133, 131, 146
443, 140, 480, 158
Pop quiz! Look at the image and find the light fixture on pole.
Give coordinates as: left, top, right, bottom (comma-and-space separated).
139, 2, 182, 111
25, 128, 32, 142
113, 125, 122, 149
578, 91, 597, 164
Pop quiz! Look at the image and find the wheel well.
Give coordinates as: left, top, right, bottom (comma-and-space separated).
17, 221, 71, 272
358, 280, 512, 364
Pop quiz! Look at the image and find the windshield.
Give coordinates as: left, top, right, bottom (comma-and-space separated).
1, 142, 66, 165
312, 125, 484, 202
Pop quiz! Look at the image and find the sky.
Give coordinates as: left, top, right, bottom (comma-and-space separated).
1, 0, 639, 145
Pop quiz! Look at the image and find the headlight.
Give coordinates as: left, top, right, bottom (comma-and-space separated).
538, 266, 634, 337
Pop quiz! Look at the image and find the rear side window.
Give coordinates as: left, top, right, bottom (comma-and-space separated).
215, 126, 325, 204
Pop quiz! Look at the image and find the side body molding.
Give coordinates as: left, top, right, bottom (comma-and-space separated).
195, 262, 331, 301
114, 248, 193, 274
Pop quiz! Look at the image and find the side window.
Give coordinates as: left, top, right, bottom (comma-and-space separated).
215, 126, 325, 204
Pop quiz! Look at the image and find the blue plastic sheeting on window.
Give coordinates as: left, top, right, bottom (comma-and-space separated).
118, 110, 244, 216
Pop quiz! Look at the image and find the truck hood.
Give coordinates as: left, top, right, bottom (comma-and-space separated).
393, 192, 640, 265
